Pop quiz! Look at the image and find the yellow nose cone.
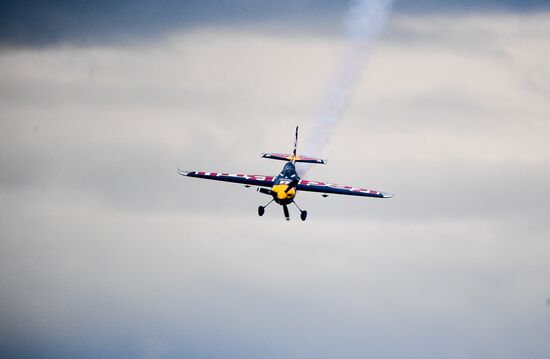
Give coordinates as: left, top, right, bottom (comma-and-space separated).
272, 184, 296, 201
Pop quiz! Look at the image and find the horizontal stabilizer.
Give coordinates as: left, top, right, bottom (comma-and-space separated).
261, 153, 327, 164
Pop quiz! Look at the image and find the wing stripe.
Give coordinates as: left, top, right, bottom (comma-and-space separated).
297, 179, 393, 198
178, 169, 275, 187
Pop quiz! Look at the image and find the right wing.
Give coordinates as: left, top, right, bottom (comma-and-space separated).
178, 168, 276, 187
296, 178, 393, 198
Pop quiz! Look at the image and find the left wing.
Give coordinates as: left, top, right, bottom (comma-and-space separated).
178, 169, 275, 187
296, 179, 393, 198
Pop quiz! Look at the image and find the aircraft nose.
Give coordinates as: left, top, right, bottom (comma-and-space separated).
277, 189, 287, 200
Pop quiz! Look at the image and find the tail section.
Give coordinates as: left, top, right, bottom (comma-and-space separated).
261, 153, 327, 164
261, 126, 327, 164
292, 126, 299, 162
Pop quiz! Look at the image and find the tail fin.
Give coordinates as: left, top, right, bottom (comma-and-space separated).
261, 126, 327, 164
292, 126, 298, 163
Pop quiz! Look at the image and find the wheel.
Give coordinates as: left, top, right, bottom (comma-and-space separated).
300, 210, 307, 221
258, 206, 265, 216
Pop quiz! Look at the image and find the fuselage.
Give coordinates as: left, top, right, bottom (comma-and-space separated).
271, 162, 299, 205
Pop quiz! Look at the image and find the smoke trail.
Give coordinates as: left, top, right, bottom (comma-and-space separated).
299, 0, 393, 174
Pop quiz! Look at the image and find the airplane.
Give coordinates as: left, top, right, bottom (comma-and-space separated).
178, 126, 393, 221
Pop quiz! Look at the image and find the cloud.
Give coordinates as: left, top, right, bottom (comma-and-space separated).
1, 1, 549, 46
1, 10, 550, 359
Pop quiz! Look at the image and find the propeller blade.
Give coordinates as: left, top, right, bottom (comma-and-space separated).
285, 178, 299, 193
283, 204, 290, 220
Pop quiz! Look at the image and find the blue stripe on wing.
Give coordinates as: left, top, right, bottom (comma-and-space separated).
178, 169, 276, 188
296, 179, 393, 198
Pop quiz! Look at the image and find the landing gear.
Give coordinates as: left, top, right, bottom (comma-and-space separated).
293, 201, 308, 221
283, 204, 290, 221
258, 198, 308, 221
258, 199, 273, 217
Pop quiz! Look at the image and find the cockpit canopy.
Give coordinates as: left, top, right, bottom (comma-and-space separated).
279, 162, 297, 179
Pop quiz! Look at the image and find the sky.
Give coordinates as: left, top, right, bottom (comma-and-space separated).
1, 1, 550, 358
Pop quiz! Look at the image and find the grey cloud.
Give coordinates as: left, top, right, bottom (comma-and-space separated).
0, 0, 344, 46
2, 15, 550, 222
2, 208, 549, 357
2, 11, 550, 359
1, 1, 550, 46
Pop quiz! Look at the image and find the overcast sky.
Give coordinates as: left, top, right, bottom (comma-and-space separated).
1, 1, 550, 358
1, 0, 549, 46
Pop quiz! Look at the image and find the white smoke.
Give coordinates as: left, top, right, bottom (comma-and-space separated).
299, 0, 393, 174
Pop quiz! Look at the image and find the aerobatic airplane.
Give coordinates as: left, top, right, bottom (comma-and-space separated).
178, 126, 393, 221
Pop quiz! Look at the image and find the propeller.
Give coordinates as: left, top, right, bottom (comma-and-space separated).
283, 204, 290, 220
285, 178, 299, 193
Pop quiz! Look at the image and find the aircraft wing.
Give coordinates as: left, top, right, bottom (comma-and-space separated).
296, 179, 393, 198
178, 168, 275, 187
